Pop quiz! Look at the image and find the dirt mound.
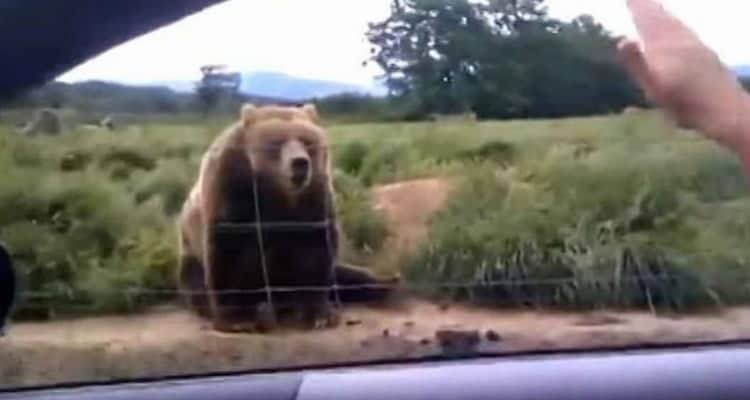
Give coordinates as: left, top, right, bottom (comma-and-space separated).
373, 177, 453, 255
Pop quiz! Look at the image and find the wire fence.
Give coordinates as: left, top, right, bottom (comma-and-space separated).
17, 274, 688, 300
6, 139, 717, 314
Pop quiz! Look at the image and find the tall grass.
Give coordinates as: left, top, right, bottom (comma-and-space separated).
3, 110, 750, 316
0, 122, 387, 319
404, 113, 750, 312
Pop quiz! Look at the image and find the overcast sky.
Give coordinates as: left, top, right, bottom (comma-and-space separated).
58, 0, 750, 86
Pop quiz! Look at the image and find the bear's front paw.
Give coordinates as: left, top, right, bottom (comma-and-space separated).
306, 303, 341, 330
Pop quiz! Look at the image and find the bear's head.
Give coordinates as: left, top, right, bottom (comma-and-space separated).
239, 103, 330, 196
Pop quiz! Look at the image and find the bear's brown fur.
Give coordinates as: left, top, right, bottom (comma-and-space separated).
177, 103, 397, 333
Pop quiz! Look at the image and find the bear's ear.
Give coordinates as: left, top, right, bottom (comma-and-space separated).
301, 103, 319, 123
241, 103, 258, 127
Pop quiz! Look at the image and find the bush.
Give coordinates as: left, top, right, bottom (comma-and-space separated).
333, 170, 389, 258
358, 142, 415, 185
99, 147, 157, 173
4, 112, 750, 319
0, 165, 176, 319
404, 139, 750, 312
336, 141, 369, 176
356, 140, 451, 186
131, 160, 192, 215
60, 151, 94, 172
8, 139, 45, 168
453, 140, 516, 166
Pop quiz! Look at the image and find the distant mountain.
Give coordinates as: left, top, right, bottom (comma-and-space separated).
148, 80, 196, 93
732, 65, 750, 77
149, 71, 384, 100
14, 80, 196, 115
239, 71, 378, 101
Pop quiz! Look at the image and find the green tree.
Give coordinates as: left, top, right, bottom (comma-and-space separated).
367, 0, 644, 120
366, 0, 492, 115
196, 64, 242, 116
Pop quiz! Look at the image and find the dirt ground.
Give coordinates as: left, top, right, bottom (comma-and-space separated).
5, 300, 750, 389
4, 178, 750, 388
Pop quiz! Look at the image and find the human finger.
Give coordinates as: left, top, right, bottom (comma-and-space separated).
617, 38, 658, 102
626, 0, 699, 46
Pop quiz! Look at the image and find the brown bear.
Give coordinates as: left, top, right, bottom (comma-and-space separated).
177, 103, 397, 333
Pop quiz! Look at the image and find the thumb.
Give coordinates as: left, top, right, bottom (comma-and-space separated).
617, 38, 659, 103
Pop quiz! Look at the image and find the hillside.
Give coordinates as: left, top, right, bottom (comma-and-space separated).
239, 71, 380, 100
149, 71, 384, 100
7, 80, 294, 115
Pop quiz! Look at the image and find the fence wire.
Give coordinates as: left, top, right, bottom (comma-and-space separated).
18, 274, 686, 300
9, 140, 704, 312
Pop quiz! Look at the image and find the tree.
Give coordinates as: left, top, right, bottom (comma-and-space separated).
366, 0, 493, 115
196, 64, 242, 115
366, 0, 644, 120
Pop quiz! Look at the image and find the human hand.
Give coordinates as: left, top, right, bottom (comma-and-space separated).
618, 0, 750, 150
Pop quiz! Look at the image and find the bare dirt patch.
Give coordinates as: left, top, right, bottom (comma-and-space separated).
373, 177, 453, 255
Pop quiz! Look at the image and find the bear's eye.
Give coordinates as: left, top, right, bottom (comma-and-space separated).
265, 139, 286, 153
301, 139, 317, 151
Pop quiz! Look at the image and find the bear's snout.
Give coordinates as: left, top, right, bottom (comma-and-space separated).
291, 156, 311, 186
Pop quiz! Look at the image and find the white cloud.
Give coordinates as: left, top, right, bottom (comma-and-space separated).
59, 0, 750, 85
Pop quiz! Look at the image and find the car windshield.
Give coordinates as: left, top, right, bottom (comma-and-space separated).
3, 0, 750, 390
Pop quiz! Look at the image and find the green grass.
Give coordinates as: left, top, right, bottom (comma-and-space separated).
2, 110, 750, 317
0, 120, 387, 319
402, 113, 750, 312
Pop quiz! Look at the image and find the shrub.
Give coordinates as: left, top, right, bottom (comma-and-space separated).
60, 151, 94, 172
4, 113, 750, 319
0, 170, 176, 319
131, 160, 192, 215
453, 140, 516, 165
404, 141, 750, 312
333, 170, 389, 258
336, 140, 369, 176
99, 147, 157, 172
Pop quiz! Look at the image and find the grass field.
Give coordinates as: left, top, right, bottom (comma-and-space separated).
3, 109, 750, 320
7, 109, 750, 388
